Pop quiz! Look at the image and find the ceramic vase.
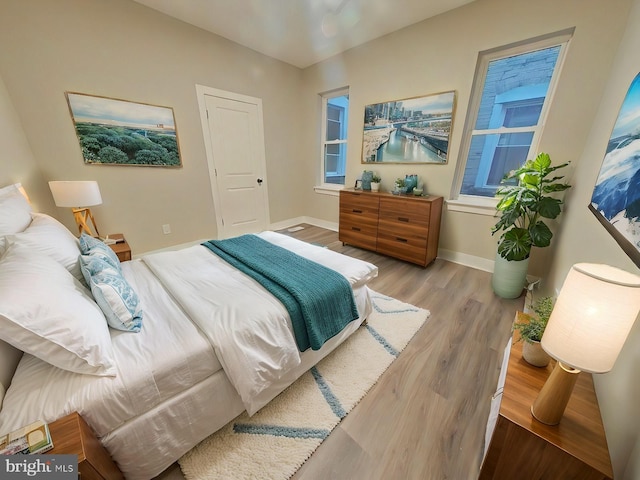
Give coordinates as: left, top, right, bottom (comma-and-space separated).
404, 174, 418, 194
491, 253, 529, 299
371, 182, 380, 192
522, 340, 551, 367
362, 171, 373, 191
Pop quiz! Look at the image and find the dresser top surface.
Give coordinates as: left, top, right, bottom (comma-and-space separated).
341, 188, 442, 203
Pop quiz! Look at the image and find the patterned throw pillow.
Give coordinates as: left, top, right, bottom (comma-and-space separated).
79, 232, 121, 271
79, 254, 143, 332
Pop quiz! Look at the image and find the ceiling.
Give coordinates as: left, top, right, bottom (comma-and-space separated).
132, 0, 476, 69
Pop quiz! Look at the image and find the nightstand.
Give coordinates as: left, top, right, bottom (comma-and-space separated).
480, 313, 613, 479
107, 233, 131, 262
48, 412, 123, 480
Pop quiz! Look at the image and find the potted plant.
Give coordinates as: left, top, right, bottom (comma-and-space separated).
394, 177, 407, 194
371, 174, 381, 192
513, 296, 555, 367
491, 153, 571, 298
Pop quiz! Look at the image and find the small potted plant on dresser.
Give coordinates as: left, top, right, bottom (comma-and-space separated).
513, 296, 555, 367
371, 174, 381, 192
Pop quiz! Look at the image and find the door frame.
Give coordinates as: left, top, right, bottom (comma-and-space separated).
195, 84, 270, 238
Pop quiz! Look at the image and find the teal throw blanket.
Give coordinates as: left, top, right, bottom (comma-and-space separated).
202, 235, 359, 351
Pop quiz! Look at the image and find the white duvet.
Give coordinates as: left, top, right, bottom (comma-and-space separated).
142, 231, 378, 415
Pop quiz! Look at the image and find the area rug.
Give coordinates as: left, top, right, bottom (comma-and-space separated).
179, 292, 430, 480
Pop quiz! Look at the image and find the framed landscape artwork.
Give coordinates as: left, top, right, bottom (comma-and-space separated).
362, 90, 456, 164
65, 92, 182, 167
588, 72, 640, 267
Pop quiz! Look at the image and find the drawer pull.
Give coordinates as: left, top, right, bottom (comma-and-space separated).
398, 217, 409, 222
395, 237, 408, 243
352, 209, 363, 213
352, 227, 361, 232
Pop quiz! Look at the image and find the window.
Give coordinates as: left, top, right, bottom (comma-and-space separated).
320, 88, 349, 187
452, 31, 572, 207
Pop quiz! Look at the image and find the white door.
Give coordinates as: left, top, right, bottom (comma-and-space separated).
197, 86, 269, 238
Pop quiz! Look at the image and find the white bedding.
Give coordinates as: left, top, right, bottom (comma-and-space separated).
143, 231, 377, 415
0, 231, 378, 479
0, 259, 220, 437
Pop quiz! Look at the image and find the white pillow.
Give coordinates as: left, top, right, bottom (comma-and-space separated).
0, 242, 116, 376
8, 213, 83, 282
0, 183, 32, 236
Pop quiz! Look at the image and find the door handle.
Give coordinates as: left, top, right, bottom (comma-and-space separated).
257, 178, 263, 185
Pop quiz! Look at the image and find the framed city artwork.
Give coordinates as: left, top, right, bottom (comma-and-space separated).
362, 90, 456, 164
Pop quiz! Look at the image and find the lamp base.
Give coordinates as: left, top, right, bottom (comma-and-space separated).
72, 207, 100, 237
531, 361, 580, 425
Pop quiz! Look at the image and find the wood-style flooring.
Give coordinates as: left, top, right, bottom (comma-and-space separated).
155, 224, 524, 480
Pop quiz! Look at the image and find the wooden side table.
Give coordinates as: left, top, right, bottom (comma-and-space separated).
107, 233, 131, 262
48, 412, 123, 480
480, 312, 613, 479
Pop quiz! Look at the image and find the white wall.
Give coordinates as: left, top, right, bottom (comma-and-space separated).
0, 0, 304, 253
1, 0, 639, 476
0, 75, 50, 210
545, 0, 640, 476
299, 0, 632, 279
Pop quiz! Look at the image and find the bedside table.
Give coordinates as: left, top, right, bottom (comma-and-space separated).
48, 412, 123, 480
479, 313, 613, 479
107, 233, 131, 262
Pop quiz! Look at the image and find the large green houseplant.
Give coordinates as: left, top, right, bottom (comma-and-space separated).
491, 152, 571, 298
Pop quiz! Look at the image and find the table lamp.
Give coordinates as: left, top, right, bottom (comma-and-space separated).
48, 180, 103, 237
531, 263, 640, 425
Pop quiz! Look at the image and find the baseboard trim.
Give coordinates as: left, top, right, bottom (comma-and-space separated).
437, 248, 494, 273
139, 220, 493, 273
269, 217, 338, 232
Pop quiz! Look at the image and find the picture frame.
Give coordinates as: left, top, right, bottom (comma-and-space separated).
65, 92, 182, 167
588, 72, 640, 267
362, 90, 456, 164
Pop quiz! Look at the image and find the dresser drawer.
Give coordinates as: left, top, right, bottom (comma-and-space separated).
376, 227, 428, 265
339, 227, 377, 251
379, 196, 430, 227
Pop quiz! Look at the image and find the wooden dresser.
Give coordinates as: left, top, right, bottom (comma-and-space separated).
480, 314, 613, 480
339, 189, 443, 267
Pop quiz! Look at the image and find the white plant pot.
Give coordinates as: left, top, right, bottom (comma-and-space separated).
371, 182, 380, 192
522, 340, 551, 367
492, 253, 529, 299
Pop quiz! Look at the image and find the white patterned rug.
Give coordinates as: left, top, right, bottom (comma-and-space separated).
179, 292, 430, 480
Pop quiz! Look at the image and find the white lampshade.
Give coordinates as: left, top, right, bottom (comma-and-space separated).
541, 263, 640, 374
49, 181, 102, 207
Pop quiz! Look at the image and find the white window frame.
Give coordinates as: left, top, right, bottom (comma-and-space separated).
315, 87, 349, 196
449, 30, 573, 215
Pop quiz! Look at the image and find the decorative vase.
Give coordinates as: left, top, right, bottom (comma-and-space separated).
522, 340, 551, 367
404, 174, 418, 194
371, 182, 380, 192
362, 171, 373, 191
492, 253, 529, 299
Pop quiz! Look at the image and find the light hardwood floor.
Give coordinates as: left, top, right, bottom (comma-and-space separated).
155, 224, 524, 480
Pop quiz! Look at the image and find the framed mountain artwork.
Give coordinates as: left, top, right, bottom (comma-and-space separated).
589, 72, 640, 267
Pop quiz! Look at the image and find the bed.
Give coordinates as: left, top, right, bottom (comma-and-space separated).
0, 183, 378, 479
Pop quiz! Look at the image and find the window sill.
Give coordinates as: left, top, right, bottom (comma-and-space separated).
314, 185, 343, 196
446, 197, 498, 216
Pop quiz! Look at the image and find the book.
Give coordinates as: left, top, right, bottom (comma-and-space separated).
0, 421, 53, 455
